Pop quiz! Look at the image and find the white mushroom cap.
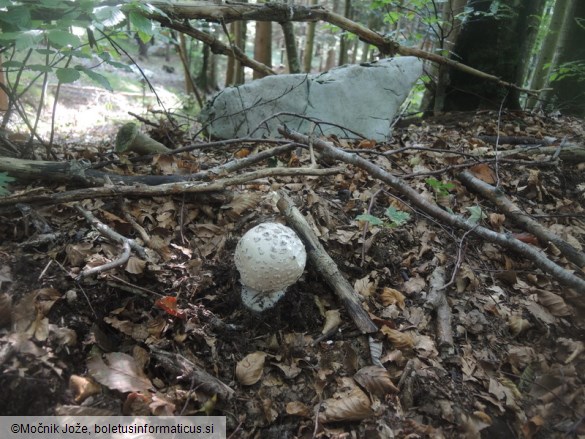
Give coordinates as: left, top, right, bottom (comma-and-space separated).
235, 222, 307, 311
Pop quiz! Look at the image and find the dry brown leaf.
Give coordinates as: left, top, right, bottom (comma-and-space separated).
69, 375, 102, 403
488, 213, 506, 230
65, 242, 94, 267
125, 256, 146, 274
236, 351, 267, 386
508, 314, 531, 337
379, 287, 405, 309
222, 192, 261, 216
104, 317, 149, 341
380, 327, 415, 349
273, 362, 302, 379
354, 275, 377, 297
470, 163, 496, 184
353, 366, 399, 397
322, 309, 341, 334
536, 289, 572, 316
403, 275, 426, 295
286, 401, 311, 417
318, 382, 373, 423
88, 352, 153, 393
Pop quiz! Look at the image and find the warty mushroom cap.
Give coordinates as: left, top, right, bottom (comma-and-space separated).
234, 222, 307, 311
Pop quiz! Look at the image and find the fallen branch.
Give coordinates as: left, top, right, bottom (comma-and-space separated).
458, 170, 585, 270
0, 167, 342, 209
276, 190, 378, 334
424, 266, 454, 358
75, 202, 146, 261
485, 143, 585, 164
150, 347, 234, 401
278, 127, 585, 294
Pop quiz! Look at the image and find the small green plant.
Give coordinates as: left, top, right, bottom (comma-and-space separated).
425, 178, 455, 197
465, 205, 487, 224
356, 206, 411, 228
0, 172, 15, 196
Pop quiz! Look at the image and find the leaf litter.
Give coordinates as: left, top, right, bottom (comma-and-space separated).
0, 110, 583, 437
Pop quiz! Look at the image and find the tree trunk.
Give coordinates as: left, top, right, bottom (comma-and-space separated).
420, 0, 467, 115
179, 33, 195, 95
443, 0, 545, 111
0, 54, 8, 111
280, 21, 300, 73
338, 0, 351, 66
546, 0, 584, 116
225, 23, 235, 86
254, 21, 272, 79
303, 0, 318, 73
527, 0, 569, 109
233, 19, 246, 84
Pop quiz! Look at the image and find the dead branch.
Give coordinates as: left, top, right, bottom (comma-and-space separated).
0, 167, 343, 210
150, 346, 234, 400
424, 266, 454, 358
458, 170, 585, 270
74, 203, 147, 260
485, 143, 585, 163
276, 190, 378, 334
278, 127, 585, 295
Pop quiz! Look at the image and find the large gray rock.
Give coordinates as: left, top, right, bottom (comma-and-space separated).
199, 57, 423, 141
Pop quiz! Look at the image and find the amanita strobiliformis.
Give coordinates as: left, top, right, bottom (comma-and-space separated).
234, 222, 307, 311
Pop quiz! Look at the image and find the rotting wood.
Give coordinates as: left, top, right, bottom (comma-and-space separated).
458, 170, 585, 270
276, 190, 378, 334
278, 126, 585, 295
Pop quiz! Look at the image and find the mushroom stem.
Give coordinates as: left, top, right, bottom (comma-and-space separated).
115, 122, 172, 155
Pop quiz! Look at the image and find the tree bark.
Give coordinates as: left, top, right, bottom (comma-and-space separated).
303, 0, 318, 72
280, 21, 300, 73
337, 0, 351, 66
253, 21, 272, 79
547, 0, 585, 116
443, 0, 545, 111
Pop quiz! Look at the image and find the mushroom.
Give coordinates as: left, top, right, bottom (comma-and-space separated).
234, 222, 307, 312
115, 122, 172, 155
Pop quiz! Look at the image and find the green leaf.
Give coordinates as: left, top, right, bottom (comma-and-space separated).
81, 68, 113, 91
466, 206, 487, 224
36, 48, 57, 55
356, 214, 384, 227
47, 30, 81, 48
0, 30, 44, 50
56, 67, 81, 83
384, 206, 410, 226
105, 59, 133, 72
1, 60, 23, 68
0, 5, 31, 28
129, 11, 153, 36
28, 64, 53, 73
0, 172, 15, 196
92, 5, 126, 27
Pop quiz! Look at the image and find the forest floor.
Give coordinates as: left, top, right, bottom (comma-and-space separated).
0, 55, 584, 439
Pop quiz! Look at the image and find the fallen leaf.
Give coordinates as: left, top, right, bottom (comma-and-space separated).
236, 351, 267, 386
88, 352, 153, 393
354, 366, 399, 396
69, 375, 101, 403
